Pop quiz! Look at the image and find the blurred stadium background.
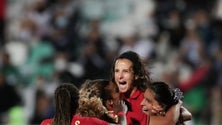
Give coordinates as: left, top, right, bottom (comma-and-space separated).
0, 0, 222, 125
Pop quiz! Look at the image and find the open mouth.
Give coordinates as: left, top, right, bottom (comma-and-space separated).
142, 108, 149, 113
143, 109, 149, 112
119, 81, 127, 85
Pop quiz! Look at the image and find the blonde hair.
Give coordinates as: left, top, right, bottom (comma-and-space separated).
77, 79, 118, 123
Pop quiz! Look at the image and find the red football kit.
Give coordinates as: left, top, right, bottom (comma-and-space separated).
41, 115, 109, 125
72, 114, 109, 125
121, 88, 147, 125
40, 118, 53, 125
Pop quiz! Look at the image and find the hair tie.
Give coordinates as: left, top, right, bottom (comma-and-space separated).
173, 88, 183, 102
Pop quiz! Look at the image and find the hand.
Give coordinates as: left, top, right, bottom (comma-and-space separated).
120, 100, 128, 114
179, 106, 192, 121
119, 101, 127, 125
113, 100, 128, 114
151, 105, 165, 116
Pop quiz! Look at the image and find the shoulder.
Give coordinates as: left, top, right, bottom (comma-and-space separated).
130, 88, 144, 99
40, 119, 53, 125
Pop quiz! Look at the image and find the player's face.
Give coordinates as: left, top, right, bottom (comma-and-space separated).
141, 89, 163, 115
114, 59, 135, 93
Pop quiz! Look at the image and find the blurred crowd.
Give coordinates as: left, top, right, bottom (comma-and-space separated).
0, 0, 222, 125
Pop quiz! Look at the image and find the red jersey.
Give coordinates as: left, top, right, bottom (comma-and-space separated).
121, 88, 147, 125
72, 114, 109, 125
40, 119, 53, 125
